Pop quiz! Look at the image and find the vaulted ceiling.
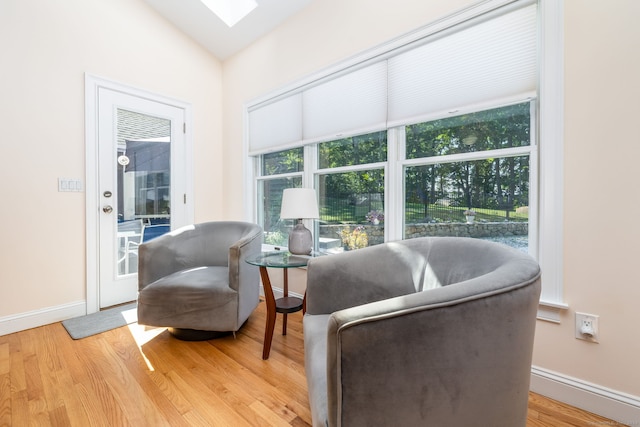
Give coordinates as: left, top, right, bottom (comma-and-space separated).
143, 0, 314, 60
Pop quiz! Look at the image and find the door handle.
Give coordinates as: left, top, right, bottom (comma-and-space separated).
102, 205, 113, 213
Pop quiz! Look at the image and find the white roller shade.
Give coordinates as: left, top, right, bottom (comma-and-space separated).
302, 61, 387, 143
387, 4, 537, 127
248, 93, 302, 154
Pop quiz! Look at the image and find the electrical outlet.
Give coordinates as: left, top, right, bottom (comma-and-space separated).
575, 312, 599, 343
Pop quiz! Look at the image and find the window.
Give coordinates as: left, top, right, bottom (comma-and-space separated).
257, 148, 304, 247
256, 101, 535, 254
402, 102, 533, 252
246, 0, 566, 316
317, 131, 387, 252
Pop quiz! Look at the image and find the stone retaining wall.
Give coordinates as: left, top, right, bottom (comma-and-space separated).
320, 222, 528, 247
405, 222, 528, 239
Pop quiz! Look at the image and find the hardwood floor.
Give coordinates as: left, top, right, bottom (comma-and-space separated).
0, 301, 627, 426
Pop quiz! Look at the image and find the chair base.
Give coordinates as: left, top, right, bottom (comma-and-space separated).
168, 328, 230, 341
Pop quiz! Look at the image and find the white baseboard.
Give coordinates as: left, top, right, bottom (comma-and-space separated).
531, 366, 640, 424
0, 301, 86, 336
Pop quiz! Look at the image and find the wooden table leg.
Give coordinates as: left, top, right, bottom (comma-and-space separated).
259, 266, 276, 360
282, 269, 288, 336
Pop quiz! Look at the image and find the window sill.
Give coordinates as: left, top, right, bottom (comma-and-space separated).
537, 300, 569, 323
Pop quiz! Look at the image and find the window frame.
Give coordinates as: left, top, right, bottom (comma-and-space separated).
313, 143, 389, 247
254, 147, 309, 251
244, 0, 566, 320
393, 99, 537, 251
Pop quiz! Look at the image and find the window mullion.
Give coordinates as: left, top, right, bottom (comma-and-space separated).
256, 172, 303, 182
316, 161, 387, 175
402, 145, 532, 168
304, 144, 318, 251
304, 144, 317, 187
387, 127, 404, 242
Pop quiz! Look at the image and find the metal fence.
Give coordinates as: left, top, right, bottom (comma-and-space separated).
320, 192, 384, 224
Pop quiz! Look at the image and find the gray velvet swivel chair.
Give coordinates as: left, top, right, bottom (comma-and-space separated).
303, 237, 541, 427
137, 221, 263, 340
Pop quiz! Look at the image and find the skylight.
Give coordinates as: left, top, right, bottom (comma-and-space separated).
200, 0, 258, 27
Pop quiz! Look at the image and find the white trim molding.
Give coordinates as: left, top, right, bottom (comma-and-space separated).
537, 0, 566, 307
531, 366, 640, 424
537, 299, 570, 323
0, 301, 86, 337
85, 73, 194, 314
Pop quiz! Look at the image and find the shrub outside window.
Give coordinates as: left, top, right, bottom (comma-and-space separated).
317, 169, 385, 252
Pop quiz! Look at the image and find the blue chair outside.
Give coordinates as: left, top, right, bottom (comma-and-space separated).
143, 224, 170, 242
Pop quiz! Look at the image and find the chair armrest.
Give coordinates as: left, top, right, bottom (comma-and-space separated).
305, 242, 427, 315
324, 274, 541, 426
228, 224, 263, 291
228, 224, 263, 324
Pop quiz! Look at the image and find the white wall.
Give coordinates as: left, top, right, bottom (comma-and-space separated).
0, 0, 223, 317
534, 0, 640, 396
221, 0, 640, 415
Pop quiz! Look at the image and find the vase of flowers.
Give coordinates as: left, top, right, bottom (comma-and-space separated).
464, 209, 476, 224
366, 210, 384, 225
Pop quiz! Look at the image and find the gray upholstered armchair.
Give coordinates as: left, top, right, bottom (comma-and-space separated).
137, 221, 263, 340
303, 237, 541, 427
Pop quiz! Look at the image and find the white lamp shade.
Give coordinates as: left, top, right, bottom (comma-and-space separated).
280, 188, 319, 219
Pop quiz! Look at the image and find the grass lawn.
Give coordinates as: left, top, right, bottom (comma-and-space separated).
405, 203, 528, 223
320, 202, 528, 224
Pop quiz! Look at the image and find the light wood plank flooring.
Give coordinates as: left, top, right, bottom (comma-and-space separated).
0, 301, 627, 426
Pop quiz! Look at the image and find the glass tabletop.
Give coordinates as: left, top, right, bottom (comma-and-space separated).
245, 251, 319, 268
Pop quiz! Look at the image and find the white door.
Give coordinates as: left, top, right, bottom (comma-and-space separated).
95, 87, 189, 308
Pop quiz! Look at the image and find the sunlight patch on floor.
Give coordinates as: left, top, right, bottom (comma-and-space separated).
126, 320, 166, 371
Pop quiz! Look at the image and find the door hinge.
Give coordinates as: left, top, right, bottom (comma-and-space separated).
184, 194, 187, 204
183, 123, 186, 133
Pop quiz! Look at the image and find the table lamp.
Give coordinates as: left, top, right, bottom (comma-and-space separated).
280, 188, 319, 255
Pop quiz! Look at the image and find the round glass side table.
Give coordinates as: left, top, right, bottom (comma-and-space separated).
246, 251, 316, 360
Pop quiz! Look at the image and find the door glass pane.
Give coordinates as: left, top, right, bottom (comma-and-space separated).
116, 109, 171, 276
